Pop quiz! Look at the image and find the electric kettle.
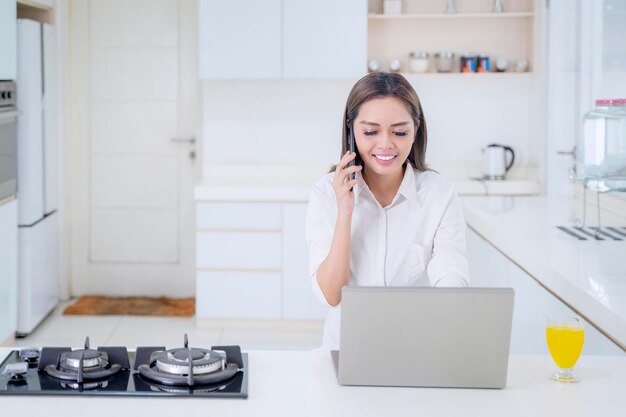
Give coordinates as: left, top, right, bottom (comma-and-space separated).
483, 144, 515, 180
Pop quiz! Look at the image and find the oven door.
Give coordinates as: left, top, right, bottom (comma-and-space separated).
0, 108, 18, 202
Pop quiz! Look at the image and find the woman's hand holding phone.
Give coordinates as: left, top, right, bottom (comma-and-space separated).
333, 151, 361, 216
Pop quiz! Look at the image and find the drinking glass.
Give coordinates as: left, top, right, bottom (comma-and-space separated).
546, 316, 585, 382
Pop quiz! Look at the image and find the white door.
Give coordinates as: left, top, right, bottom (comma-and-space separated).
69, 0, 199, 297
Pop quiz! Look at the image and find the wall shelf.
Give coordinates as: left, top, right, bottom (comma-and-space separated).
399, 71, 535, 78
367, 1, 537, 74
368, 12, 534, 20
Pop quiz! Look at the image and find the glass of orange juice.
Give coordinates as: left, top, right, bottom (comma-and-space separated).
546, 316, 585, 382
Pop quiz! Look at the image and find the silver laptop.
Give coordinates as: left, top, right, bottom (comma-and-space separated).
332, 286, 514, 389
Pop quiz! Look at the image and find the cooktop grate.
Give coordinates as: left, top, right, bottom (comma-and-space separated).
556, 226, 626, 241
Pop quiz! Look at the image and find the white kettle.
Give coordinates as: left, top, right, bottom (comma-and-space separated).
483, 144, 515, 180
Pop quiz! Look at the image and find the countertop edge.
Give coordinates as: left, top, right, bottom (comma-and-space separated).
0, 195, 16, 208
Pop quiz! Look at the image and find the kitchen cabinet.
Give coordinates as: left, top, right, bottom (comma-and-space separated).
196, 201, 327, 320
282, 0, 366, 79
198, 0, 367, 79
198, 0, 282, 79
0, 0, 17, 80
197, 202, 281, 229
281, 203, 327, 319
0, 200, 18, 343
197, 231, 281, 270
467, 228, 624, 355
197, 271, 282, 318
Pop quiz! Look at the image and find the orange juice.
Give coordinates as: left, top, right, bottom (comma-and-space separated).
546, 325, 585, 369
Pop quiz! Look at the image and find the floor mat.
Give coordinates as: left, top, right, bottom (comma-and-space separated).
63, 296, 195, 316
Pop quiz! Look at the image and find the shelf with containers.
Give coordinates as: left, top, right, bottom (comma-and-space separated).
367, 0, 539, 75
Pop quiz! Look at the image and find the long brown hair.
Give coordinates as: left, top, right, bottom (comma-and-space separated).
330, 72, 428, 172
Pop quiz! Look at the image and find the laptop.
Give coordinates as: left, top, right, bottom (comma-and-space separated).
331, 286, 514, 389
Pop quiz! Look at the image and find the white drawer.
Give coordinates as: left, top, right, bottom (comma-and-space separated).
196, 231, 281, 270
196, 202, 281, 230
196, 271, 281, 319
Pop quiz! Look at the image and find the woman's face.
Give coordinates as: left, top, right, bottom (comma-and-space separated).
353, 96, 416, 178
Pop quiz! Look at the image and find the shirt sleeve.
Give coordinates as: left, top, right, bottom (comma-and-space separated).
427, 189, 470, 287
305, 180, 337, 308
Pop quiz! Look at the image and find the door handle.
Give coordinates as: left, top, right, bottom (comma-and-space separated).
556, 147, 576, 157
171, 137, 196, 144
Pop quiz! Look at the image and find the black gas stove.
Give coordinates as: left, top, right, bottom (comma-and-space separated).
0, 335, 248, 398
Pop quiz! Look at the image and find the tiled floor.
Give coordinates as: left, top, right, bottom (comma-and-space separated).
4, 300, 324, 350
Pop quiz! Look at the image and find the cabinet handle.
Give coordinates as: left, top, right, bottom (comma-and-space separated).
556, 147, 576, 157
171, 137, 196, 144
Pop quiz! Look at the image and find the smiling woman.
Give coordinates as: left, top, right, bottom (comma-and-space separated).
306, 72, 470, 350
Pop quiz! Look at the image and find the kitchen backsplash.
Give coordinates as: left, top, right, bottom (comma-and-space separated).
201, 76, 543, 177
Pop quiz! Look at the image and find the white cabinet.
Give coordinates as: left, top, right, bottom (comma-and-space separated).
198, 0, 282, 79
197, 231, 281, 270
197, 202, 281, 230
198, 0, 366, 79
0, 200, 18, 343
282, 204, 327, 319
282, 0, 366, 79
196, 201, 327, 320
197, 271, 282, 319
467, 228, 624, 356
0, 0, 17, 80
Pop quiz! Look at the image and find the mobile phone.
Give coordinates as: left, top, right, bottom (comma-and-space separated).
348, 122, 356, 181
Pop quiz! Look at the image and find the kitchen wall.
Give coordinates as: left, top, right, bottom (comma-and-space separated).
201, 80, 350, 167
201, 75, 544, 178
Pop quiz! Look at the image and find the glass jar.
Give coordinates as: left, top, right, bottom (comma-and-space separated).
409, 52, 429, 73
578, 99, 626, 191
435, 52, 454, 73
388, 58, 401, 73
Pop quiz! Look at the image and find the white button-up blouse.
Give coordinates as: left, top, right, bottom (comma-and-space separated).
305, 165, 470, 350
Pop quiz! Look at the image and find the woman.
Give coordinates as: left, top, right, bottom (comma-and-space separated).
305, 72, 469, 350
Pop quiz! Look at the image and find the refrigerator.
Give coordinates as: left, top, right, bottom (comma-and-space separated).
16, 19, 59, 336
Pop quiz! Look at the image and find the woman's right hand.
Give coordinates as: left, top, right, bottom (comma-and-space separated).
333, 151, 362, 216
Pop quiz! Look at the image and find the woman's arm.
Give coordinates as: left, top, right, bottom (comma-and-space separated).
427, 189, 470, 287
315, 212, 352, 306
305, 152, 361, 307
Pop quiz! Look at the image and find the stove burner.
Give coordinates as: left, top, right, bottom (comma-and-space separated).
138, 334, 240, 387
65, 349, 102, 369
60, 381, 108, 391
155, 348, 223, 375
148, 381, 227, 394
43, 337, 123, 383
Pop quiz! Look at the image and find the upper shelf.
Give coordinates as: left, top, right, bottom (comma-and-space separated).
368, 12, 534, 20
17, 0, 53, 10
399, 72, 536, 78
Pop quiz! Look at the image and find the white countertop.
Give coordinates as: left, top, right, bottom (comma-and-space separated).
1, 349, 625, 416
194, 163, 541, 202
462, 194, 626, 350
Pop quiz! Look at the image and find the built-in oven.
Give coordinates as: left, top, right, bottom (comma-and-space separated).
0, 80, 18, 202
